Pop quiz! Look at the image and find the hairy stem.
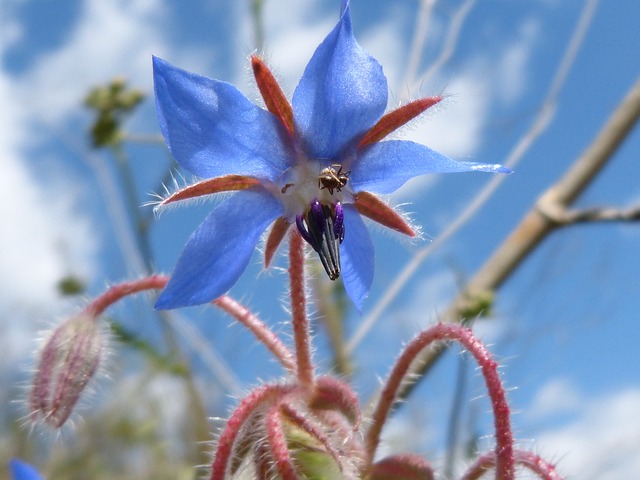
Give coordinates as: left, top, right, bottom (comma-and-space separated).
349, 0, 598, 355
365, 324, 514, 479
210, 385, 296, 480
460, 449, 564, 480
289, 230, 315, 387
84, 275, 169, 316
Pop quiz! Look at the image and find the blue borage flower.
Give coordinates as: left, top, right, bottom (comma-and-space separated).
9, 459, 44, 480
152, 0, 509, 311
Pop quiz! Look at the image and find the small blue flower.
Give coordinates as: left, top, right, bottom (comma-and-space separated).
152, 1, 508, 311
9, 459, 44, 480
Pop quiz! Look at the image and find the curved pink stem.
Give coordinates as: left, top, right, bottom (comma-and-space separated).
312, 376, 362, 430
460, 449, 563, 480
83, 276, 295, 371
265, 401, 299, 480
214, 295, 296, 373
365, 323, 514, 480
279, 401, 343, 469
210, 384, 296, 480
84, 275, 169, 316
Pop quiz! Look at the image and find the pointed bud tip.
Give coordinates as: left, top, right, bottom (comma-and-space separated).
29, 314, 107, 429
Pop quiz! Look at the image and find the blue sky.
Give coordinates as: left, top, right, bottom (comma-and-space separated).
2, 0, 640, 477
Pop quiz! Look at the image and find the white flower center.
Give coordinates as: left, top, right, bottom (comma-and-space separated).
274, 160, 354, 221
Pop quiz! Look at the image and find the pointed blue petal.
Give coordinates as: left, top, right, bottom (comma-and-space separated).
340, 206, 374, 311
10, 459, 43, 480
153, 56, 293, 181
292, 4, 388, 159
351, 140, 511, 194
155, 189, 283, 309
340, 0, 348, 16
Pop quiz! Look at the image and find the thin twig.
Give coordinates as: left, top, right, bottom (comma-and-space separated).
214, 295, 297, 374
49, 126, 147, 274
165, 311, 242, 395
444, 352, 469, 478
251, 0, 266, 51
364, 324, 514, 479
392, 73, 640, 402
537, 202, 640, 226
402, 0, 437, 95
417, 0, 477, 91
348, 0, 598, 355
122, 133, 165, 145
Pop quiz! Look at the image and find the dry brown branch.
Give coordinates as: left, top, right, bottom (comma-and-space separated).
537, 202, 640, 226
349, 0, 598, 355
392, 74, 640, 402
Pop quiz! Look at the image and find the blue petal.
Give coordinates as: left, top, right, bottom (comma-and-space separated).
340, 206, 374, 311
9, 459, 43, 480
351, 140, 511, 194
292, 4, 388, 159
155, 189, 283, 309
153, 56, 293, 181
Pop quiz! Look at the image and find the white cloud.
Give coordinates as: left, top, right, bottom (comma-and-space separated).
259, 1, 334, 94
0, 0, 186, 367
529, 385, 640, 479
0, 74, 98, 331
389, 15, 539, 201
401, 270, 457, 331
18, 0, 169, 122
528, 377, 581, 419
494, 18, 540, 104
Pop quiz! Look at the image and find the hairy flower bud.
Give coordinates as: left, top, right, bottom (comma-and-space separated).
29, 314, 106, 428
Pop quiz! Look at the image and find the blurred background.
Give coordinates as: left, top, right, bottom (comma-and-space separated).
1, 0, 639, 478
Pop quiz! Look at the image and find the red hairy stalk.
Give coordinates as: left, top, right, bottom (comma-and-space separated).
253, 439, 273, 480
289, 230, 314, 387
264, 217, 291, 267
358, 96, 442, 147
266, 402, 299, 480
158, 175, 261, 208
460, 449, 564, 480
355, 192, 416, 236
364, 324, 514, 480
251, 55, 295, 136
85, 275, 169, 316
213, 295, 296, 373
210, 384, 297, 480
84, 276, 294, 373
279, 401, 343, 469
369, 454, 435, 480
310, 376, 361, 430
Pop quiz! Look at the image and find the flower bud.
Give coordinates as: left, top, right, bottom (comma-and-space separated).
29, 313, 106, 428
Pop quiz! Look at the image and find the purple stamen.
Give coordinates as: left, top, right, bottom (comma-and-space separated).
296, 214, 313, 245
294, 200, 345, 281
309, 200, 326, 236
334, 202, 344, 242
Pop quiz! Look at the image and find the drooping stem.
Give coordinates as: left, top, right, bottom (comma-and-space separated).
289, 230, 315, 387
84, 274, 169, 316
279, 400, 343, 466
213, 295, 296, 373
266, 402, 303, 480
460, 449, 564, 480
85, 275, 295, 372
364, 324, 514, 480
210, 384, 296, 480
